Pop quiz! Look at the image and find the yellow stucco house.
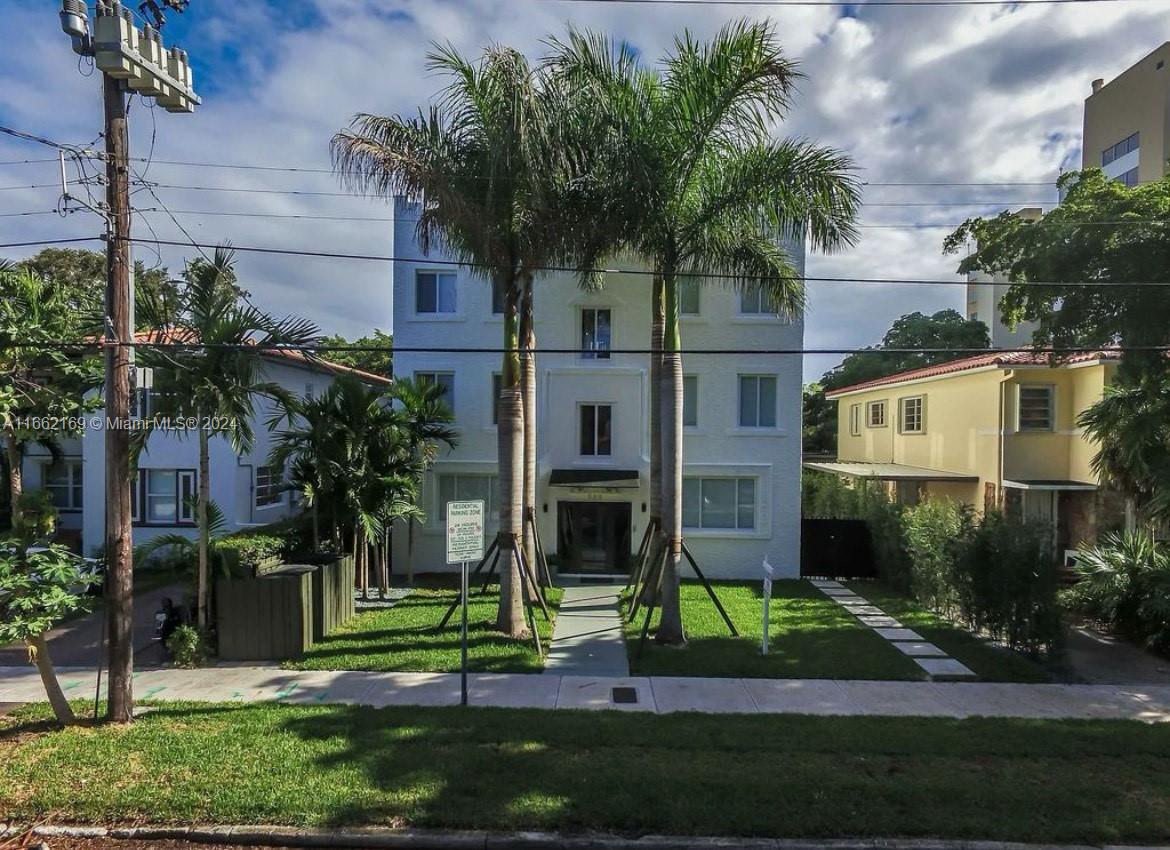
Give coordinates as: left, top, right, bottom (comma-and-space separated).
808, 350, 1125, 557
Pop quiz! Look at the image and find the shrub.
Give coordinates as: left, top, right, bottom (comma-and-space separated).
957, 512, 1062, 655
859, 489, 910, 592
166, 625, 209, 668
1063, 531, 1170, 653
801, 471, 863, 519
904, 499, 972, 617
214, 532, 285, 576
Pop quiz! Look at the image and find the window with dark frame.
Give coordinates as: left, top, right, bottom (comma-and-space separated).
415, 371, 455, 415
1018, 385, 1055, 432
683, 375, 698, 427
580, 403, 613, 456
679, 279, 700, 315
491, 278, 505, 315
491, 373, 502, 425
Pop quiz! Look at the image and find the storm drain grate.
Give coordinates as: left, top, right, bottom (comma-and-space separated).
612, 687, 638, 704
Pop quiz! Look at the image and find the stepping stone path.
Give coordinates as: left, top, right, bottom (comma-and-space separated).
809, 579, 976, 679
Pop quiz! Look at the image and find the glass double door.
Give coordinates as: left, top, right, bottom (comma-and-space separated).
557, 501, 632, 574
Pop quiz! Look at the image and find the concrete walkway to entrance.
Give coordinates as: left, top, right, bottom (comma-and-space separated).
543, 584, 630, 677
3, 665, 1170, 720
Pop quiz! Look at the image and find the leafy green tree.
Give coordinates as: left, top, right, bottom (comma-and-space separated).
944, 170, 1170, 382
318, 329, 393, 377
552, 21, 860, 643
332, 45, 581, 635
821, 310, 991, 391
136, 247, 319, 628
0, 494, 97, 724
0, 263, 102, 527
802, 382, 836, 455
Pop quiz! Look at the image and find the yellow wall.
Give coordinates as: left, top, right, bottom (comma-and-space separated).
830, 361, 1113, 511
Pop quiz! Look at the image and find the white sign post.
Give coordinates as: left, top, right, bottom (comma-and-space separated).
447, 500, 485, 706
761, 558, 774, 656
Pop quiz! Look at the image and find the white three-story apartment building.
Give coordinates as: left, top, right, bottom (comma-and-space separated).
390, 196, 805, 579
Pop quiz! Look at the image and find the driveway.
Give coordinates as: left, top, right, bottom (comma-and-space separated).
0, 583, 184, 670
1066, 623, 1170, 685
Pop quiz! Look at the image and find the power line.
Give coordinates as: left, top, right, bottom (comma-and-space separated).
0, 236, 101, 249
128, 206, 1168, 229
97, 233, 1170, 287
0, 340, 1154, 356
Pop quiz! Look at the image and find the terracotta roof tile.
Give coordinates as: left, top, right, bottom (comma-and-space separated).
824, 348, 1119, 398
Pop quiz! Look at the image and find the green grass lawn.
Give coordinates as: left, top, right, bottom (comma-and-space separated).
3, 701, 1170, 841
625, 580, 1048, 681
848, 581, 1052, 683
286, 586, 563, 674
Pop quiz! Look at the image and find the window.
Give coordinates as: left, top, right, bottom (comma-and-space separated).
739, 287, 769, 315
1018, 385, 1055, 431
415, 270, 457, 314
1119, 166, 1139, 187
580, 403, 612, 456
581, 308, 612, 359
899, 396, 925, 434
866, 400, 886, 428
415, 371, 455, 415
738, 375, 777, 428
850, 403, 861, 436
683, 477, 756, 530
255, 465, 284, 507
43, 460, 82, 511
683, 375, 698, 427
134, 469, 197, 526
304, 383, 315, 401
491, 373, 502, 425
437, 473, 498, 519
679, 279, 700, 316
1101, 131, 1139, 166
491, 278, 505, 315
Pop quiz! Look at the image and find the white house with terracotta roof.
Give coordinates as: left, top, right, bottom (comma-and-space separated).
21, 343, 391, 557
808, 350, 1125, 556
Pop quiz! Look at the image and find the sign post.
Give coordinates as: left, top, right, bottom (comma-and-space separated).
446, 500, 485, 706
761, 558, 774, 656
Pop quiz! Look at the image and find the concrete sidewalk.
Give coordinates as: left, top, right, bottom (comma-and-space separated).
543, 584, 630, 677
3, 665, 1170, 721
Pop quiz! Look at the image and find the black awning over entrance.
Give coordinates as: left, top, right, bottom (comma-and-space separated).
548, 469, 640, 488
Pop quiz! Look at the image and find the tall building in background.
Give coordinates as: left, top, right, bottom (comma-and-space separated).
1083, 42, 1170, 183
965, 208, 1042, 349
966, 42, 1169, 348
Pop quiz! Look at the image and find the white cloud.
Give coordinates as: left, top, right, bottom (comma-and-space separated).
0, 0, 1163, 380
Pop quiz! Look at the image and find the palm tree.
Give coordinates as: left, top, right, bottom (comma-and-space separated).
1078, 373, 1170, 528
332, 45, 575, 635
391, 376, 458, 584
137, 247, 319, 628
551, 22, 861, 643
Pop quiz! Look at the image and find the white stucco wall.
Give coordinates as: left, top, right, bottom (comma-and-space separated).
389, 195, 804, 579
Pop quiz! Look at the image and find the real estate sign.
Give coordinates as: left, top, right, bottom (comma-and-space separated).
446, 500, 485, 564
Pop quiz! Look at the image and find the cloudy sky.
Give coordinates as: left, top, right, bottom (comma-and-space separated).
0, 0, 1164, 380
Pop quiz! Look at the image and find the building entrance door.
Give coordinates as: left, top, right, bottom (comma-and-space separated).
557, 501, 632, 574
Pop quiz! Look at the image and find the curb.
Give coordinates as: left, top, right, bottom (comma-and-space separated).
2, 824, 1168, 850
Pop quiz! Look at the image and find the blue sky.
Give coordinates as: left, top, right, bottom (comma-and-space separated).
0, 0, 1165, 380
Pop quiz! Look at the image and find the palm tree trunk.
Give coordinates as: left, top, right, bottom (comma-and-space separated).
645, 276, 665, 593
197, 426, 211, 629
520, 275, 539, 585
30, 634, 75, 724
496, 276, 526, 635
5, 429, 22, 527
657, 272, 685, 645
407, 517, 415, 585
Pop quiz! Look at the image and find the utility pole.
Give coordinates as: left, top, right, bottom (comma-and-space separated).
59, 0, 199, 723
102, 72, 134, 723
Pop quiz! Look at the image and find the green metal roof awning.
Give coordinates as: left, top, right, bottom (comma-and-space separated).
803, 461, 978, 482
548, 469, 640, 488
